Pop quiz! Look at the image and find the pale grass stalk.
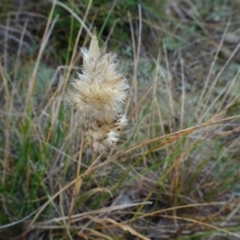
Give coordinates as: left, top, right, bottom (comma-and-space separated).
68, 131, 85, 221
201, 54, 240, 121
163, 43, 174, 131
3, 15, 10, 70
85, 217, 151, 240
220, 66, 240, 108
127, 8, 142, 107
152, 50, 172, 158
128, 81, 157, 120
125, 114, 240, 154
26, 0, 57, 105
54, 0, 92, 37
98, 0, 118, 38
194, 19, 231, 119
45, 0, 92, 143
161, 215, 240, 238
197, 22, 240, 123
180, 57, 185, 130
41, 202, 152, 224
0, 63, 11, 185
14, 19, 28, 82
58, 186, 73, 240
27, 153, 103, 232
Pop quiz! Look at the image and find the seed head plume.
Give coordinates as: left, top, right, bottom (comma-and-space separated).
66, 29, 129, 152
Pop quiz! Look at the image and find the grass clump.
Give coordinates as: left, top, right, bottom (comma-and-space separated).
1, 0, 240, 239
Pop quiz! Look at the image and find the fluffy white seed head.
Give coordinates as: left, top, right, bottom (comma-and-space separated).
66, 30, 129, 152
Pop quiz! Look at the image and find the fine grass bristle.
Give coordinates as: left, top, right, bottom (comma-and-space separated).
65, 30, 129, 153
1, 1, 240, 240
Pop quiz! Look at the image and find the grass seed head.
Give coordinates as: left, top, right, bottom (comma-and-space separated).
66, 30, 129, 152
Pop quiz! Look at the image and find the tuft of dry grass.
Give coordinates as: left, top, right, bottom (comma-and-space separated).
65, 29, 129, 153
1, 1, 240, 240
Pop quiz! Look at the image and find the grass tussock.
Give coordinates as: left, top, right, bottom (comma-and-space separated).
1, 0, 240, 239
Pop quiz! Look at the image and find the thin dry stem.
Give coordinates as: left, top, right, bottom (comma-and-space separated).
26, 0, 57, 105
68, 130, 86, 221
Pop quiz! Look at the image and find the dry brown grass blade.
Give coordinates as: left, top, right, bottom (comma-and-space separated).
45, 0, 93, 143
26, 0, 57, 105
80, 227, 113, 240
161, 215, 240, 238
0, 62, 11, 185
0, 208, 41, 230
128, 6, 142, 107
128, 80, 158, 120
68, 131, 85, 221
125, 114, 240, 153
152, 130, 193, 152
94, 217, 151, 240
41, 202, 152, 224
54, 0, 92, 38
131, 200, 240, 223
0, 59, 10, 101
27, 154, 102, 231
